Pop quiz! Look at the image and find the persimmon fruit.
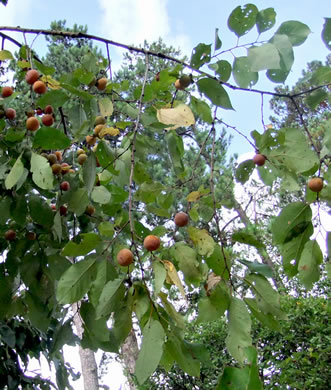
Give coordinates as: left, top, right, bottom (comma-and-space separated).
44, 105, 53, 114
33, 80, 47, 94
85, 205, 95, 216
5, 108, 16, 120
59, 205, 68, 216
25, 69, 40, 85
117, 248, 134, 266
60, 181, 70, 191
253, 154, 266, 166
308, 177, 323, 192
26, 116, 40, 131
174, 212, 189, 227
78, 153, 87, 165
86, 135, 97, 146
1, 86, 13, 98
42, 114, 54, 127
5, 229, 16, 241
143, 235, 161, 251
96, 77, 107, 91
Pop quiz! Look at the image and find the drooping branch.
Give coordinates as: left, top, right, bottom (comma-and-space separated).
0, 26, 329, 99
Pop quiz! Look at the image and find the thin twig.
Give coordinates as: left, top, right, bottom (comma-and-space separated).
128, 52, 149, 242
217, 118, 256, 149
0, 26, 329, 99
290, 96, 319, 156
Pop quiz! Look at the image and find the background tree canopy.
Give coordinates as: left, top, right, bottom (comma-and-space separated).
0, 4, 330, 389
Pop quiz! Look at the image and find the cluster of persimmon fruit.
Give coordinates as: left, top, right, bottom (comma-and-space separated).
1, 68, 106, 243
116, 211, 189, 267
252, 153, 324, 193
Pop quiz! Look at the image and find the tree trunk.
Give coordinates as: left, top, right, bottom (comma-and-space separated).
121, 328, 139, 390
72, 303, 99, 390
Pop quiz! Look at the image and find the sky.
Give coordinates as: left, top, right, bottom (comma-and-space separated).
0, 0, 330, 388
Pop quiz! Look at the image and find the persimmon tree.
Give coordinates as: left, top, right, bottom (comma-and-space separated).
0, 4, 330, 390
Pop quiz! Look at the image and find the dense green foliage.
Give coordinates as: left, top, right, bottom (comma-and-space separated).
0, 4, 330, 389
145, 292, 331, 389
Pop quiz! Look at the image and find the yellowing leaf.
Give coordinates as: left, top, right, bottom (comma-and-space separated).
0, 50, 14, 60
161, 260, 186, 299
205, 272, 222, 295
188, 227, 215, 257
41, 75, 61, 90
157, 104, 195, 130
99, 127, 120, 138
99, 97, 114, 117
186, 191, 201, 202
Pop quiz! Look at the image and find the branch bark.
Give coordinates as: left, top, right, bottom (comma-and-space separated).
72, 303, 99, 390
121, 329, 139, 390
0, 26, 329, 99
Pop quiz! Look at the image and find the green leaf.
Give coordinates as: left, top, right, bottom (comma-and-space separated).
310, 66, 331, 84
61, 233, 102, 256
34, 61, 55, 76
271, 202, 312, 245
152, 260, 166, 297
0, 325, 16, 348
0, 50, 13, 60
37, 89, 69, 109
68, 188, 89, 216
209, 60, 232, 82
248, 43, 280, 71
245, 274, 285, 318
205, 244, 230, 279
197, 78, 233, 109
33, 127, 71, 150
29, 195, 54, 227
238, 259, 273, 278
228, 4, 258, 37
30, 153, 54, 190
216, 347, 262, 389
270, 128, 319, 174
298, 240, 323, 289
280, 223, 313, 277
83, 154, 97, 194
256, 8, 276, 33
275, 21, 311, 46
233, 57, 258, 88
322, 18, 331, 50
235, 159, 254, 184
135, 320, 165, 384
91, 185, 111, 204
5, 154, 24, 189
270, 34, 294, 72
215, 28, 222, 50
197, 282, 230, 323
190, 43, 211, 68
56, 257, 97, 304
98, 221, 114, 237
245, 298, 281, 331
232, 230, 265, 249
188, 227, 215, 257
170, 242, 202, 286
95, 278, 124, 319
305, 88, 328, 110
25, 292, 50, 332
190, 96, 213, 124
226, 297, 252, 363
167, 334, 200, 377
165, 131, 185, 177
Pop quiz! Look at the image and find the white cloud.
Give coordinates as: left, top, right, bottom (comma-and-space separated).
97, 0, 192, 66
